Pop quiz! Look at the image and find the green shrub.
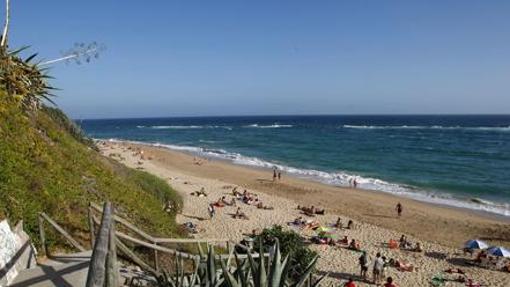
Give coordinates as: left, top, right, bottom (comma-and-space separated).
255, 225, 318, 278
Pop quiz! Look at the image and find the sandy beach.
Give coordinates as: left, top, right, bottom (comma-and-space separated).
99, 140, 510, 286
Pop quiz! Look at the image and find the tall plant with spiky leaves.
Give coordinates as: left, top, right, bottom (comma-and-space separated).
0, 0, 57, 111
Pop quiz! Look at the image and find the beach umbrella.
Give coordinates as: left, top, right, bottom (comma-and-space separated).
464, 239, 488, 250
487, 246, 510, 257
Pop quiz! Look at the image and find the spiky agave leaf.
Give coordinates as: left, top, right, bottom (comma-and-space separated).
292, 255, 319, 287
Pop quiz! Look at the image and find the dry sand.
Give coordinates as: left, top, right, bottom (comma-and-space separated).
99, 140, 510, 286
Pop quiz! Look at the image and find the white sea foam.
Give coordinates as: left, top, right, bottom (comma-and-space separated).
342, 125, 510, 132
244, 124, 293, 128
137, 125, 232, 130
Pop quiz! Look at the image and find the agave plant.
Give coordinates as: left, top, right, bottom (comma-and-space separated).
156, 241, 326, 287
0, 46, 56, 110
221, 241, 326, 287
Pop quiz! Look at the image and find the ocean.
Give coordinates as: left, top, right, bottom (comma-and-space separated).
79, 115, 510, 217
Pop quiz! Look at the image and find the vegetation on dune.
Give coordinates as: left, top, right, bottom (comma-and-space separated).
0, 90, 183, 250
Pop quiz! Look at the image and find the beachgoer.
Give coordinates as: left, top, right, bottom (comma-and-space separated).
381, 256, 387, 278
273, 169, 277, 181
373, 252, 384, 284
413, 242, 423, 252
344, 278, 356, 287
278, 171, 281, 180
353, 178, 358, 188
383, 277, 397, 287
359, 252, 369, 280
396, 202, 403, 217
349, 239, 360, 250
335, 217, 342, 228
207, 204, 215, 219
347, 219, 354, 229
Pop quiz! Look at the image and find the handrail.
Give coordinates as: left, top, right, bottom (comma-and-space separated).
38, 212, 86, 256
90, 202, 228, 244
86, 202, 117, 287
89, 201, 270, 278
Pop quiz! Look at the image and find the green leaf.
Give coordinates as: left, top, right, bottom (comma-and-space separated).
25, 53, 38, 63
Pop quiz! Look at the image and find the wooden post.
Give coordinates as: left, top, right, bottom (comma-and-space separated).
86, 202, 112, 287
88, 205, 96, 247
154, 243, 159, 272
38, 214, 47, 256
106, 207, 118, 287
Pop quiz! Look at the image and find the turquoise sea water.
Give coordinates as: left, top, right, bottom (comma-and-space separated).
80, 115, 510, 217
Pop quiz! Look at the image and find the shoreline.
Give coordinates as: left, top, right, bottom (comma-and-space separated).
103, 138, 510, 222
102, 139, 510, 248
99, 140, 510, 286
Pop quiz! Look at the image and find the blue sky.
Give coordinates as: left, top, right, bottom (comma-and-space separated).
9, 1, 510, 118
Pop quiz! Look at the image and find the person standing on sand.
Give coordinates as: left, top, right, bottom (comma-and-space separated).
358, 251, 369, 281
278, 171, 281, 181
208, 204, 215, 219
373, 252, 384, 284
273, 168, 277, 181
396, 202, 403, 217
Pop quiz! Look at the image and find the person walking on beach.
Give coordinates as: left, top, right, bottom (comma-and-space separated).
358, 251, 369, 281
273, 168, 277, 181
373, 252, 384, 284
277, 171, 281, 181
208, 204, 215, 219
396, 202, 403, 217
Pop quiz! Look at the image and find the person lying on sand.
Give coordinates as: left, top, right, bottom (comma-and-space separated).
348, 239, 361, 251
411, 242, 423, 252
191, 187, 208, 197
298, 205, 326, 215
465, 279, 482, 287
233, 207, 249, 220
221, 196, 236, 206
288, 216, 305, 227
304, 220, 320, 230
213, 198, 225, 208
444, 267, 465, 275
182, 222, 202, 234
395, 260, 414, 272
256, 202, 273, 210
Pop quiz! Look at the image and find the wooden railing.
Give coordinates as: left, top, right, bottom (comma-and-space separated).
38, 212, 87, 256
88, 202, 269, 276
38, 202, 270, 286
86, 202, 117, 287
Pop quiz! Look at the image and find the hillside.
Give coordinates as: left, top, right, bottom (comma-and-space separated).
0, 89, 183, 252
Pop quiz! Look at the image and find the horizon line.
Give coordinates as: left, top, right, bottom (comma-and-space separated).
76, 113, 510, 121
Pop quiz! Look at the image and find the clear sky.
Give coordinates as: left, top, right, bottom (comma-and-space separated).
8, 1, 510, 119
